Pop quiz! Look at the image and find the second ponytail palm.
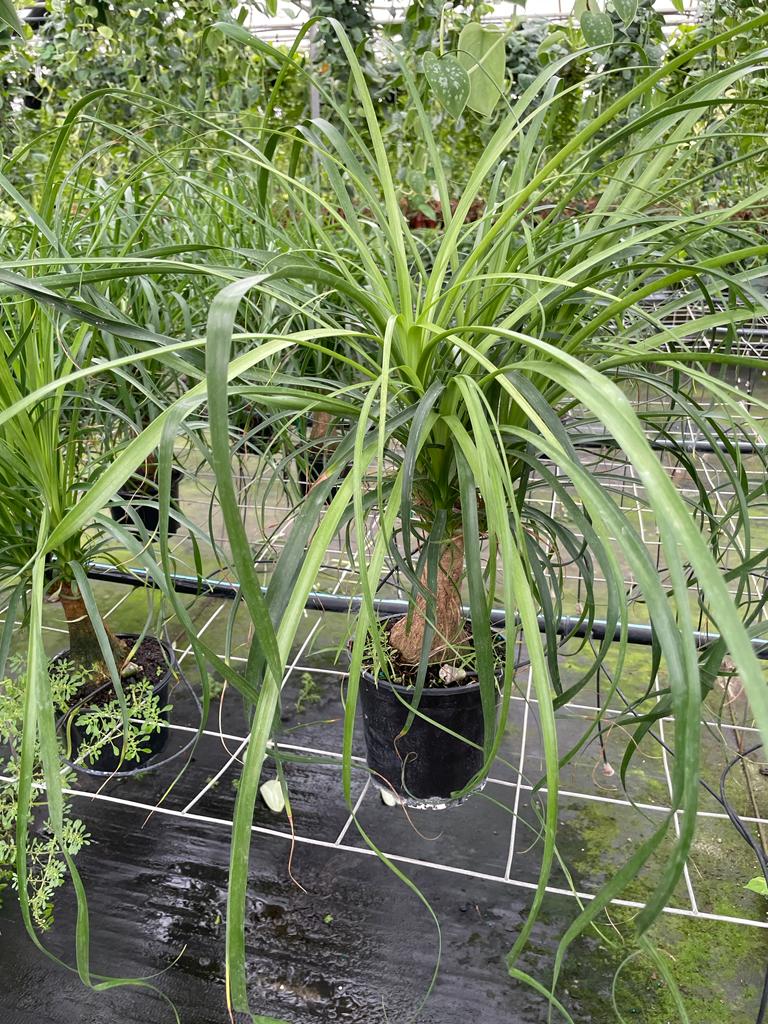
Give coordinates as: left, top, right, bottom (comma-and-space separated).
204, 15, 768, 1019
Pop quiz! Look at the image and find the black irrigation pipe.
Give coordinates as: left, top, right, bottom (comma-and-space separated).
86, 562, 768, 657
572, 436, 768, 455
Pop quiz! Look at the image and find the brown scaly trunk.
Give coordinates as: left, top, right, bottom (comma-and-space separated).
302, 411, 336, 495
389, 533, 466, 665
59, 580, 130, 689
309, 410, 332, 442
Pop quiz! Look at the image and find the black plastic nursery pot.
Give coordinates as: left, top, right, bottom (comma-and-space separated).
297, 448, 335, 499
359, 671, 489, 808
234, 404, 277, 455
57, 634, 176, 776
357, 623, 499, 809
110, 466, 182, 535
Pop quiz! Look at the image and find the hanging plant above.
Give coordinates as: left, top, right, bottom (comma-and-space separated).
422, 51, 470, 117
0, 0, 21, 35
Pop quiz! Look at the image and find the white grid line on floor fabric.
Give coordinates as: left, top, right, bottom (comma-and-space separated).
19, 583, 144, 638
174, 601, 228, 666
119, 718, 768, 829
38, 781, 768, 933
334, 777, 371, 846
504, 664, 533, 881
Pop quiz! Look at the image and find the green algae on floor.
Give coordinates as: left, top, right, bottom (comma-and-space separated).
551, 799, 767, 1021
549, 903, 766, 1022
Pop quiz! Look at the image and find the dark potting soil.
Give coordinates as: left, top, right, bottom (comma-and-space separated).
362, 622, 505, 689
56, 636, 170, 709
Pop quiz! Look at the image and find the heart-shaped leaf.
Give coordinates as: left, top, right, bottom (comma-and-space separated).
0, 0, 21, 35
538, 30, 568, 60
580, 11, 615, 50
613, 0, 638, 27
423, 52, 469, 119
457, 23, 506, 118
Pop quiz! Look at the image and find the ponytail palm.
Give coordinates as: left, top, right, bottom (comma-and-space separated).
203, 14, 768, 1019
0, 290, 137, 680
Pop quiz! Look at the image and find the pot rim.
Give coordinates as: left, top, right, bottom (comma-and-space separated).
116, 464, 182, 499
360, 663, 487, 697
